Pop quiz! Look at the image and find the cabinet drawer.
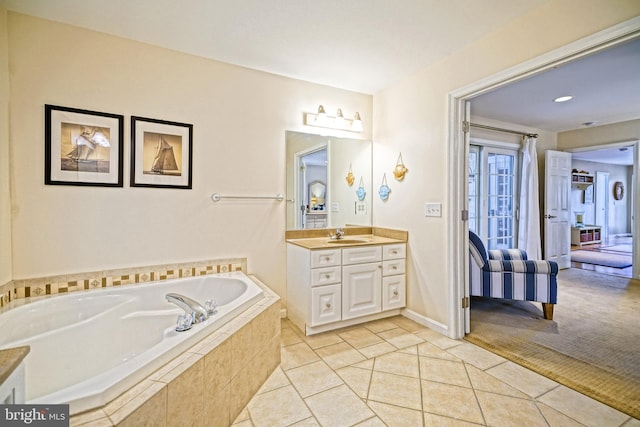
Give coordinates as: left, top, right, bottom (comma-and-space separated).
342, 246, 382, 265
311, 266, 341, 286
383, 244, 406, 260
312, 249, 341, 268
311, 283, 342, 326
382, 259, 405, 276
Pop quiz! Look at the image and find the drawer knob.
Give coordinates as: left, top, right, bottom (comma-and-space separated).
392, 266, 397, 270
391, 250, 398, 254
324, 256, 330, 261
325, 303, 332, 309
324, 274, 331, 279
393, 290, 399, 296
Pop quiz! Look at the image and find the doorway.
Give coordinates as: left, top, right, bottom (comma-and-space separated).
447, 19, 640, 339
294, 146, 327, 229
567, 142, 637, 278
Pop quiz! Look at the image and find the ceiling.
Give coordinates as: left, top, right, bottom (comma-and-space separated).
0, 0, 546, 94
2, 0, 638, 164
470, 37, 640, 133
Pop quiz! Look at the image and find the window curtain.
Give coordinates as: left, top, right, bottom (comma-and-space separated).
518, 136, 542, 259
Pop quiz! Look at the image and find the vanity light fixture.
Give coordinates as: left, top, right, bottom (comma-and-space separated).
352, 112, 363, 132
304, 105, 363, 132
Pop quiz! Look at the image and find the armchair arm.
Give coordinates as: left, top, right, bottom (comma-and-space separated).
488, 249, 528, 261
485, 259, 558, 275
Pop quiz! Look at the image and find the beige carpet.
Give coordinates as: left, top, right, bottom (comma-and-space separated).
465, 268, 640, 419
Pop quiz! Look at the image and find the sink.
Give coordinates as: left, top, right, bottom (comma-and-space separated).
326, 239, 370, 244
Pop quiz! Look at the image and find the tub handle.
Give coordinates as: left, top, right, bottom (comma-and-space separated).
175, 313, 193, 332
205, 299, 218, 315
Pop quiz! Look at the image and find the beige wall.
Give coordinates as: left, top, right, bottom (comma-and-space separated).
373, 0, 640, 327
0, 7, 12, 285
6, 12, 372, 307
558, 119, 640, 150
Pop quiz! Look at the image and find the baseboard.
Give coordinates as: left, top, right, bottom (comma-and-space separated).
401, 308, 449, 337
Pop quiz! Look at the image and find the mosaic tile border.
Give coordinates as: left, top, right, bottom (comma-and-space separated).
0, 258, 247, 309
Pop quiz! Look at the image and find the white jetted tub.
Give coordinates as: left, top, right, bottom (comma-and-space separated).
0, 271, 264, 414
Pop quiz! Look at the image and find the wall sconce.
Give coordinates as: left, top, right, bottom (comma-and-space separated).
305, 105, 363, 132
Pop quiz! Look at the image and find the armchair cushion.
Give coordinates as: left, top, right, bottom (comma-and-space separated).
469, 231, 558, 307
488, 249, 528, 261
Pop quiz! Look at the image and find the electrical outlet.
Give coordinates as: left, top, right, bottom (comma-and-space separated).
424, 203, 442, 217
331, 202, 340, 212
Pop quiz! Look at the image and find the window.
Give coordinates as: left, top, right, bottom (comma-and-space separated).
469, 143, 519, 250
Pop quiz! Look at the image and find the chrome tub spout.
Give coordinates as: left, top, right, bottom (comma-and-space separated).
166, 293, 209, 324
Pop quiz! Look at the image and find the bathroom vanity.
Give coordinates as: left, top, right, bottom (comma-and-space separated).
286, 232, 407, 335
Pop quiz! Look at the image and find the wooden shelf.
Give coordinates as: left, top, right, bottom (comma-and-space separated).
572, 173, 594, 189
571, 226, 601, 246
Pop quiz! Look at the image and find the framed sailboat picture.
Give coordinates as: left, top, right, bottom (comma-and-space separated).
45, 104, 124, 186
130, 116, 193, 189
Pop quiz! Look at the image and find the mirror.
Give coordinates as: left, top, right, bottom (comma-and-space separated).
286, 131, 372, 230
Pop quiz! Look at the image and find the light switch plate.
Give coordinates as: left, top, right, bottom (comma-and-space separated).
424, 203, 441, 217
331, 202, 340, 212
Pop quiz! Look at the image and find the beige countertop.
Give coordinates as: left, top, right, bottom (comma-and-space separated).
286, 234, 406, 250
0, 346, 29, 385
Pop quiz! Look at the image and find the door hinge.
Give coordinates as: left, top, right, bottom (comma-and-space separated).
462, 296, 470, 309
462, 121, 470, 133
461, 210, 469, 221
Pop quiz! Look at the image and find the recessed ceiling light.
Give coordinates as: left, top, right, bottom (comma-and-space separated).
553, 96, 573, 103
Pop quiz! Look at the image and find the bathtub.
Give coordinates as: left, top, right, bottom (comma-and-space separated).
0, 271, 264, 415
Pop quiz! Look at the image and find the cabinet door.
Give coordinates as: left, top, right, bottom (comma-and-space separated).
382, 275, 406, 310
342, 262, 382, 320
311, 284, 342, 326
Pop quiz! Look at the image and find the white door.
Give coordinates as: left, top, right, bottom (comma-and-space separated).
544, 150, 572, 268
595, 171, 609, 241
342, 262, 382, 319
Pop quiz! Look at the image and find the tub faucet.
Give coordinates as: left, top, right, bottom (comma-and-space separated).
166, 293, 209, 324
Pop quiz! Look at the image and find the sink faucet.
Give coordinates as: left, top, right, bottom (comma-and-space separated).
329, 228, 345, 240
166, 293, 209, 324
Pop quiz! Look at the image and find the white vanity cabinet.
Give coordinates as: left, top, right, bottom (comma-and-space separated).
287, 241, 406, 335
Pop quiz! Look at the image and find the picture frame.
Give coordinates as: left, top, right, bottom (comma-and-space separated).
45, 104, 124, 187
131, 116, 193, 189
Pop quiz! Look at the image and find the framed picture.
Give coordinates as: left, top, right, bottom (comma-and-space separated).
131, 116, 193, 189
45, 104, 124, 186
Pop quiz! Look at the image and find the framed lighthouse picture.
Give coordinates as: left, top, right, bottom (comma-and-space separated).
130, 116, 193, 189
45, 104, 124, 187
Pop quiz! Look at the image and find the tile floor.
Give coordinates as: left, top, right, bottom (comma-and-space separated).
232, 316, 639, 427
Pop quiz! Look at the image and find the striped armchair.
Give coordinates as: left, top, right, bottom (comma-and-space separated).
469, 231, 558, 320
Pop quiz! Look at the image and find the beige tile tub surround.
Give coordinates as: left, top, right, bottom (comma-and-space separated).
4, 258, 246, 305
70, 274, 281, 427
0, 257, 280, 426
